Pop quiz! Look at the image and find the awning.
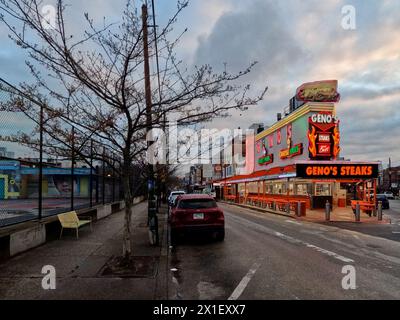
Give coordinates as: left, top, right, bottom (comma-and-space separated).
218, 165, 296, 185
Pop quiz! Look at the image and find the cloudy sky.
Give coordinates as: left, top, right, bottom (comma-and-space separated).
1, 0, 399, 167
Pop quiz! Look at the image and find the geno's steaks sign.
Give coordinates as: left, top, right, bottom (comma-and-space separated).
296, 162, 379, 179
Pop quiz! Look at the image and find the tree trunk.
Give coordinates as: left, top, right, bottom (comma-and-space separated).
122, 162, 133, 260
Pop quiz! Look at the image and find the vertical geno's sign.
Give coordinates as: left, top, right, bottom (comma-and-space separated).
308, 111, 340, 160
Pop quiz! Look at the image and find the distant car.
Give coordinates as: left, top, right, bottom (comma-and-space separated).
203, 188, 217, 199
168, 190, 186, 206
376, 194, 390, 209
383, 192, 394, 200
170, 194, 224, 244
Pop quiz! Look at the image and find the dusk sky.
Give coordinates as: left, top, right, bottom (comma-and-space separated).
1, 0, 399, 167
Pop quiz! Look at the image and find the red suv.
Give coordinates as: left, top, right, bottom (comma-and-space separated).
170, 194, 225, 244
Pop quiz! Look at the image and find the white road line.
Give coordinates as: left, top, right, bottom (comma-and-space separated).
305, 244, 354, 263
392, 231, 400, 234
228, 262, 261, 300
285, 219, 302, 225
274, 231, 354, 263
227, 213, 355, 264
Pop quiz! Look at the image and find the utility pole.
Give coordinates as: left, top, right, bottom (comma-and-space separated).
89, 139, 93, 207
70, 126, 75, 211
142, 4, 158, 245
151, 0, 166, 206
388, 157, 392, 191
102, 147, 105, 205
38, 105, 43, 220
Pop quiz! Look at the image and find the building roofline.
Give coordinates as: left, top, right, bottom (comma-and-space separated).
255, 102, 335, 141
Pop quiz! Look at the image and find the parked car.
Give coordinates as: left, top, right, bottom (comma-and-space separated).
383, 191, 394, 200
376, 194, 390, 209
168, 190, 186, 206
170, 194, 225, 244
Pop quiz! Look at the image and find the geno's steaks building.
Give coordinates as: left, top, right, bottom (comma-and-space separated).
219, 80, 379, 209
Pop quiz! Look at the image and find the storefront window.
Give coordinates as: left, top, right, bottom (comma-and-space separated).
258, 181, 264, 194
296, 183, 309, 195
238, 183, 245, 196
264, 182, 272, 194
288, 183, 294, 195
273, 182, 286, 194
315, 183, 331, 196
247, 182, 258, 193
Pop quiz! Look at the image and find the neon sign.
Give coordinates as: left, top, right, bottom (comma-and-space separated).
296, 163, 379, 179
308, 111, 340, 160
277, 129, 281, 145
280, 143, 303, 159
258, 154, 274, 165
318, 144, 331, 154
258, 139, 274, 165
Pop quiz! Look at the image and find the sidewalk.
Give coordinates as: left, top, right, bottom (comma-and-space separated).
0, 201, 169, 300
221, 201, 390, 224
301, 207, 391, 224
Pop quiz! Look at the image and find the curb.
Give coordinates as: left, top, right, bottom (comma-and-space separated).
220, 201, 298, 219
219, 200, 391, 224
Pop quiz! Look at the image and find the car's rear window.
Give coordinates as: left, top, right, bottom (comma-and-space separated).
178, 199, 217, 209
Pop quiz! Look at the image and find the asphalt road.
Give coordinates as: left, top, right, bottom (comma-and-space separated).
168, 202, 400, 300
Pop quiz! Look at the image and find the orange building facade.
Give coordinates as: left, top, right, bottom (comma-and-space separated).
217, 81, 379, 210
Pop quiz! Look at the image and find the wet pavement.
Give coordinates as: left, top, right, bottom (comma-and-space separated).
0, 201, 169, 299
168, 202, 400, 299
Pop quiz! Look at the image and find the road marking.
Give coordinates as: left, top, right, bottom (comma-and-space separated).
228, 262, 261, 300
227, 212, 355, 264
285, 219, 302, 225
273, 231, 354, 263
392, 231, 400, 234
305, 244, 354, 263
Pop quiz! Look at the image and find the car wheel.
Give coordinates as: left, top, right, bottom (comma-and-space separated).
215, 229, 225, 242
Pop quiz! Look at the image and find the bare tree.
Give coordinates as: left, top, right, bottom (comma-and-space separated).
0, 0, 267, 260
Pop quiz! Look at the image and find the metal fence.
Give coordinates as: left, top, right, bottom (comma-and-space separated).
0, 80, 124, 228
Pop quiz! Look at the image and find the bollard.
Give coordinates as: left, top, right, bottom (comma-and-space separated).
285, 202, 290, 214
325, 200, 330, 221
297, 201, 301, 217
272, 201, 276, 211
355, 203, 360, 222
377, 201, 382, 221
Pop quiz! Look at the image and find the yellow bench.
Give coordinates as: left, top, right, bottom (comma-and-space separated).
57, 211, 92, 239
